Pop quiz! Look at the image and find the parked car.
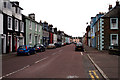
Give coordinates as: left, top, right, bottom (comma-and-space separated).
109, 45, 120, 55
75, 43, 84, 51
17, 45, 36, 56
47, 44, 56, 49
34, 44, 46, 52
54, 42, 62, 48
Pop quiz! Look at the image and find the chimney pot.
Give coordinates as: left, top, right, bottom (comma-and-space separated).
108, 5, 112, 10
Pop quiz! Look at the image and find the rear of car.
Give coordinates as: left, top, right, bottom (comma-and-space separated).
75, 43, 84, 51
34, 44, 46, 52
47, 44, 56, 49
17, 45, 36, 56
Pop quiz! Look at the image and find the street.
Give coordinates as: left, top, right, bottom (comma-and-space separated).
2, 44, 119, 80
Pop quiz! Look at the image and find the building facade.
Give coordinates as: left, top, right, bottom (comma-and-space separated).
1, 0, 24, 53
102, 1, 120, 50
53, 28, 57, 44
23, 13, 42, 47
42, 21, 49, 46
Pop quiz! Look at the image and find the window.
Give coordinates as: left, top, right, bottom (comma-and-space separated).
39, 25, 41, 32
4, 2, 7, 8
38, 35, 40, 43
110, 34, 118, 46
20, 22, 24, 32
29, 21, 32, 29
35, 24, 37, 31
98, 21, 99, 31
110, 18, 118, 29
8, 16, 12, 30
15, 19, 19, 31
29, 34, 32, 43
8, 2, 12, 9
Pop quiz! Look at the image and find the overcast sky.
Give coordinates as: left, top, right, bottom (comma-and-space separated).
11, 0, 116, 37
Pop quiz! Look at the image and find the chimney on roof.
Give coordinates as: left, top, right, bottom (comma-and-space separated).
116, 1, 119, 6
28, 13, 35, 20
108, 5, 112, 10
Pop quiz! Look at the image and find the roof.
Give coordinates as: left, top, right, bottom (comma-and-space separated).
103, 2, 120, 18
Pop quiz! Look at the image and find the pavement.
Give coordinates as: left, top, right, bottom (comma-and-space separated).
84, 44, 120, 80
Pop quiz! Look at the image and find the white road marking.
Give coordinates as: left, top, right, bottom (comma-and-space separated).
35, 57, 48, 64
67, 75, 79, 78
52, 53, 56, 55
87, 54, 110, 80
0, 65, 30, 79
1, 56, 50, 79
81, 52, 83, 55
59, 50, 63, 52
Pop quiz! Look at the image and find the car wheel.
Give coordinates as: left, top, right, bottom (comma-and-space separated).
17, 53, 20, 56
34, 51, 36, 54
27, 52, 30, 56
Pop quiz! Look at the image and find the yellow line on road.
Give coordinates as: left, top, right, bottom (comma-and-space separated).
92, 70, 99, 79
89, 72, 95, 80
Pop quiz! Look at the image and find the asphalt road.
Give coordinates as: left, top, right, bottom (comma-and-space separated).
2, 44, 103, 79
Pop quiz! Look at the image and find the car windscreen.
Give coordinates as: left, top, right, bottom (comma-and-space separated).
76, 44, 82, 46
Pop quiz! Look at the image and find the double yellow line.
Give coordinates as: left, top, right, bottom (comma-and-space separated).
89, 70, 100, 80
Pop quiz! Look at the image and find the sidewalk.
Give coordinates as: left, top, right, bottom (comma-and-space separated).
1, 52, 17, 59
84, 44, 119, 79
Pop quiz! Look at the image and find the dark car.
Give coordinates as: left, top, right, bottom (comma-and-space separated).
109, 45, 120, 55
17, 45, 36, 56
34, 44, 46, 52
54, 42, 62, 48
75, 43, 84, 51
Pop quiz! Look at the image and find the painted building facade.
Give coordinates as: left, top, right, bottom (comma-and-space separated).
1, 0, 24, 53
42, 21, 49, 46
53, 28, 57, 44
23, 13, 42, 47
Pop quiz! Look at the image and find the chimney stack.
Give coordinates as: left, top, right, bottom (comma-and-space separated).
116, 1, 119, 6
28, 13, 35, 20
108, 5, 112, 10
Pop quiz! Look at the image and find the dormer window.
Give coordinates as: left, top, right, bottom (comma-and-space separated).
110, 18, 118, 29
3, 1, 12, 9
4, 2, 7, 8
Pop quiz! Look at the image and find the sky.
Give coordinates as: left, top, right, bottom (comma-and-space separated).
11, 0, 116, 37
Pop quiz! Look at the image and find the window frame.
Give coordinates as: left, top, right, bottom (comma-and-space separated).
8, 16, 12, 30
14, 19, 19, 31
110, 34, 118, 46
35, 23, 37, 32
29, 34, 32, 44
110, 18, 118, 29
29, 21, 32, 30
20, 21, 24, 32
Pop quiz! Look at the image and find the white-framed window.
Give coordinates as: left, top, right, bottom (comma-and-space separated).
4, 2, 7, 8
35, 23, 37, 31
8, 16, 12, 30
98, 21, 99, 31
110, 18, 118, 29
29, 21, 32, 29
29, 34, 32, 43
15, 19, 19, 31
110, 34, 118, 46
20, 21, 24, 32
39, 25, 41, 32
38, 35, 40, 43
